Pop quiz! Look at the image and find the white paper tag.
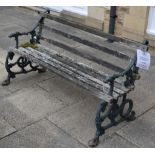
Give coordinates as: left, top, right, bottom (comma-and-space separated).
136, 49, 151, 70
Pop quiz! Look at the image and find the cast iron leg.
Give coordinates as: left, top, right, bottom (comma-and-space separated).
2, 75, 11, 86
88, 94, 136, 147
2, 51, 46, 86
88, 100, 108, 147
119, 94, 136, 122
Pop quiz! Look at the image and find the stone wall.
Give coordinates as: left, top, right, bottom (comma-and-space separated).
103, 6, 155, 48
103, 6, 130, 36
122, 6, 148, 42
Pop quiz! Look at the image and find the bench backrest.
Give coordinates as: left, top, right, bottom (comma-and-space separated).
27, 11, 148, 81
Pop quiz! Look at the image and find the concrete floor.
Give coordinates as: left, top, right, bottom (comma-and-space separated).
0, 6, 155, 148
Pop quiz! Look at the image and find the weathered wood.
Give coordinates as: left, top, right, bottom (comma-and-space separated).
39, 12, 146, 49
41, 36, 125, 73
12, 47, 121, 97
38, 45, 107, 79
44, 25, 131, 60
28, 46, 128, 95
7, 10, 139, 101
37, 45, 130, 93
43, 26, 81, 48
43, 20, 136, 58
11, 47, 115, 102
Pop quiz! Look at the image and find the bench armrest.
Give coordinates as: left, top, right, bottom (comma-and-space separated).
104, 39, 149, 84
9, 9, 50, 48
104, 39, 149, 96
104, 56, 136, 83
9, 32, 29, 38
8, 30, 37, 48
103, 55, 137, 96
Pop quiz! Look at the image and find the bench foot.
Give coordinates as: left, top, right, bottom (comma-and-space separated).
2, 51, 46, 86
88, 136, 99, 147
126, 111, 136, 121
38, 67, 46, 73
2, 77, 10, 86
89, 94, 136, 147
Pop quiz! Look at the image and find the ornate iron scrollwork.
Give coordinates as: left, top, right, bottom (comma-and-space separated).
2, 51, 46, 86
88, 94, 135, 147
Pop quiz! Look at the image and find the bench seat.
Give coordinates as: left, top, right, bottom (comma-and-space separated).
10, 44, 134, 103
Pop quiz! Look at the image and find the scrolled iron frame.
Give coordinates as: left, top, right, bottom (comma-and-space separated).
2, 10, 50, 86
2, 51, 46, 86
88, 42, 149, 147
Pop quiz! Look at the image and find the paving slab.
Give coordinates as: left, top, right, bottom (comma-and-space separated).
0, 23, 27, 35
127, 85, 155, 116
0, 7, 39, 51
0, 7, 39, 30
47, 96, 97, 146
37, 63, 155, 146
5, 71, 55, 93
38, 76, 93, 105
0, 61, 55, 93
0, 85, 72, 129
0, 48, 7, 64
0, 119, 84, 148
123, 58, 155, 116
47, 95, 131, 146
97, 134, 137, 148
0, 84, 11, 98
0, 100, 32, 130
116, 109, 155, 148
125, 54, 155, 116
40, 71, 155, 146
0, 118, 16, 139
0, 63, 12, 98
0, 22, 29, 50
135, 64, 155, 93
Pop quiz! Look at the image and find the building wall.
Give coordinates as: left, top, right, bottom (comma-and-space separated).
103, 6, 130, 36
91, 6, 155, 48
123, 6, 148, 42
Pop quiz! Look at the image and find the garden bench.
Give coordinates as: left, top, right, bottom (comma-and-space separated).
2, 9, 149, 147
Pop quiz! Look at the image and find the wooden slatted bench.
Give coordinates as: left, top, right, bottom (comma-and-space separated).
2, 10, 149, 147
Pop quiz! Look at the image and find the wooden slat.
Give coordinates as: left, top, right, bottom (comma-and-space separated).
37, 45, 130, 93
44, 20, 136, 58
42, 26, 81, 48
43, 20, 136, 58
10, 47, 115, 102
25, 47, 121, 97
30, 48, 123, 97
41, 36, 125, 73
32, 46, 127, 95
38, 45, 108, 79
44, 25, 130, 60
39, 12, 146, 49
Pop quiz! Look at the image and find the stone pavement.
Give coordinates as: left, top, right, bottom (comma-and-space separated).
0, 6, 155, 148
